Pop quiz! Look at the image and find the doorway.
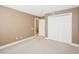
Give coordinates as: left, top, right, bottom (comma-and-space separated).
39, 19, 45, 36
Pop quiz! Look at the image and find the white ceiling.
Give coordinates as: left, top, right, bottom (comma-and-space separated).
4, 5, 78, 17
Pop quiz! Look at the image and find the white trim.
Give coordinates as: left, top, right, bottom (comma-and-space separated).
0, 36, 79, 50
70, 43, 79, 47
49, 13, 72, 17
46, 37, 79, 47
49, 38, 79, 47
0, 36, 35, 49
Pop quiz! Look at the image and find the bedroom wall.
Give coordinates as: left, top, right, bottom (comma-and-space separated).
45, 7, 79, 44
0, 6, 35, 46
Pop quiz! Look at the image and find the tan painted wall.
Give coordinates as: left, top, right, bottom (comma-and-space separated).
45, 7, 79, 44
0, 6, 35, 46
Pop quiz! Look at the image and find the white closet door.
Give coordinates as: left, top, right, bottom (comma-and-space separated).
48, 13, 72, 43
39, 19, 45, 36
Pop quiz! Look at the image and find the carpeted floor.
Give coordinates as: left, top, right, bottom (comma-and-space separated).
0, 36, 79, 54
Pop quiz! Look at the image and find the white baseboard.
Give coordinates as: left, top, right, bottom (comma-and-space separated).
0, 36, 79, 50
0, 36, 35, 49
48, 39, 79, 47
70, 43, 79, 47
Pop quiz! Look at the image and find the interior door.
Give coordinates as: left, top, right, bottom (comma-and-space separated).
48, 13, 72, 43
39, 19, 45, 36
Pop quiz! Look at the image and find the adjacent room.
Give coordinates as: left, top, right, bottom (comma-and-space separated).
0, 5, 79, 54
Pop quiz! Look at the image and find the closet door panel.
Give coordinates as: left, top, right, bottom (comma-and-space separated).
48, 13, 72, 43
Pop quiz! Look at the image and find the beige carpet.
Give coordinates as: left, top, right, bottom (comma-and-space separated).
0, 36, 79, 54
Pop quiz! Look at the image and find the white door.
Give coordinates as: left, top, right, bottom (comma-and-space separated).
48, 13, 72, 43
39, 19, 45, 36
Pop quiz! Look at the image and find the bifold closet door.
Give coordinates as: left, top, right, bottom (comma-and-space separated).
48, 13, 72, 43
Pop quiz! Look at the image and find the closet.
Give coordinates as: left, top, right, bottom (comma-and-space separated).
48, 13, 72, 43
